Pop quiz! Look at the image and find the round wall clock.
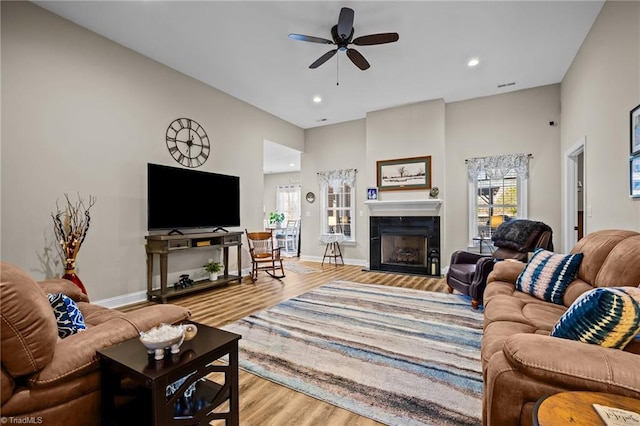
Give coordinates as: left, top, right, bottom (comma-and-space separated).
166, 118, 210, 168
305, 192, 316, 203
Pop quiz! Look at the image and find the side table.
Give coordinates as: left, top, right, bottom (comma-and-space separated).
533, 391, 640, 426
97, 322, 241, 426
319, 233, 345, 266
472, 236, 494, 254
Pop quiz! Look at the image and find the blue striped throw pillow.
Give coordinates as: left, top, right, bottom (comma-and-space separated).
551, 287, 640, 349
515, 248, 583, 304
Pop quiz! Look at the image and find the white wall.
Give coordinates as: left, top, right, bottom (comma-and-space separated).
560, 0, 640, 240
1, 2, 303, 301
445, 85, 562, 257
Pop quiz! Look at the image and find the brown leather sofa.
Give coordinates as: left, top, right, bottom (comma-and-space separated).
1, 262, 191, 425
481, 230, 640, 426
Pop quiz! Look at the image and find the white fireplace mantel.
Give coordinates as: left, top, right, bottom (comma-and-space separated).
364, 199, 443, 214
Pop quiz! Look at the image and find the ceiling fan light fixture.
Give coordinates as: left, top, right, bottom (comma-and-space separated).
289, 7, 399, 71
467, 58, 480, 67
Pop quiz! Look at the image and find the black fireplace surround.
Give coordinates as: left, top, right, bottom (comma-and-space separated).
370, 216, 441, 276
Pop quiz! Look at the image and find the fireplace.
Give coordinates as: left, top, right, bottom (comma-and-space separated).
370, 216, 440, 276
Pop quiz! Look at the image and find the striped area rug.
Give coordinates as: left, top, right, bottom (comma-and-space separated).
222, 280, 484, 426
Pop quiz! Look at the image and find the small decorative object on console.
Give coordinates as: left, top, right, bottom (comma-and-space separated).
140, 323, 198, 361
173, 274, 194, 289
203, 259, 224, 281
51, 193, 97, 295
429, 187, 439, 198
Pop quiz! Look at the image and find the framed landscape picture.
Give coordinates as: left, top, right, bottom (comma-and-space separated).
632, 104, 640, 155
631, 154, 640, 198
376, 156, 431, 191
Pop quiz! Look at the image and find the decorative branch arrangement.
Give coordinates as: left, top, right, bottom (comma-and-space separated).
51, 193, 97, 273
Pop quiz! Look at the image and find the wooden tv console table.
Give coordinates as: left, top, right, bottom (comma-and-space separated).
145, 231, 243, 303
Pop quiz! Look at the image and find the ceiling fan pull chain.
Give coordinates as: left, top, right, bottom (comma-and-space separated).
336, 54, 340, 86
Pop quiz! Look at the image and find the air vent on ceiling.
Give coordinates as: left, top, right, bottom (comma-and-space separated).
497, 82, 516, 88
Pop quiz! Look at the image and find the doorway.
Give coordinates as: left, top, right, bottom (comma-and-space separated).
563, 137, 586, 252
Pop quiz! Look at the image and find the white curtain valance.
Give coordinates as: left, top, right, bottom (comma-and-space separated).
276, 184, 300, 193
466, 154, 530, 182
317, 169, 357, 190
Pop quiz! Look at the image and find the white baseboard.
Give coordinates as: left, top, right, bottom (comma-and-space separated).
93, 290, 148, 309
94, 270, 253, 308
299, 255, 367, 267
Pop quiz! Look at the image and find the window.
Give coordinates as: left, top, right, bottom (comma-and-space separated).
318, 169, 356, 242
467, 154, 530, 246
275, 185, 301, 222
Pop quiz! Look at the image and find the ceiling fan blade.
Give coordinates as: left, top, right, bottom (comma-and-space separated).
337, 7, 354, 40
346, 48, 370, 70
288, 34, 334, 44
353, 32, 399, 46
309, 49, 338, 69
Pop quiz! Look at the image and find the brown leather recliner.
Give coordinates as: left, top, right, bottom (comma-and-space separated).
0, 262, 191, 425
446, 220, 553, 308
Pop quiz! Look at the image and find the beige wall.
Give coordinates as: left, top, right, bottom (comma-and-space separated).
365, 100, 447, 199
561, 0, 640, 242
3, 1, 636, 302
304, 90, 561, 266
445, 85, 562, 257
1, 2, 303, 301
301, 119, 367, 263
365, 99, 447, 257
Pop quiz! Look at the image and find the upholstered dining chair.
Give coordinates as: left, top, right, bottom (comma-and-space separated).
245, 229, 285, 282
446, 219, 553, 308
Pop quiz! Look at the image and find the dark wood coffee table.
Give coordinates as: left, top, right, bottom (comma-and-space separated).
97, 322, 241, 426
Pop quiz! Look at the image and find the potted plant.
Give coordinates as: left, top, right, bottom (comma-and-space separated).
203, 259, 224, 281
269, 211, 285, 227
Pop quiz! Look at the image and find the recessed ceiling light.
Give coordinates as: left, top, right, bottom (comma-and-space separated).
467, 58, 480, 67
289, 163, 295, 167
313, 96, 322, 103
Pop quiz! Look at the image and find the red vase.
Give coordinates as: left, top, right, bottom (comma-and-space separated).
62, 269, 87, 295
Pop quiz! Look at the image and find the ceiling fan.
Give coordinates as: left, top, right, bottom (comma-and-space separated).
289, 7, 399, 70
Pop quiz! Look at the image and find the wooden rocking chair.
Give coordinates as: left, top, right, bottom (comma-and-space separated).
245, 229, 285, 282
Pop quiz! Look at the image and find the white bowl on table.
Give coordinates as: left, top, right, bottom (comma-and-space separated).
139, 323, 198, 360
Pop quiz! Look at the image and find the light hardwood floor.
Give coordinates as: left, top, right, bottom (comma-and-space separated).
123, 260, 448, 426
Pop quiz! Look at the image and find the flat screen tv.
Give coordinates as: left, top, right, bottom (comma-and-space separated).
147, 163, 240, 231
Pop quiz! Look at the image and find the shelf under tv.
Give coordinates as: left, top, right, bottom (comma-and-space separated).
145, 231, 243, 303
